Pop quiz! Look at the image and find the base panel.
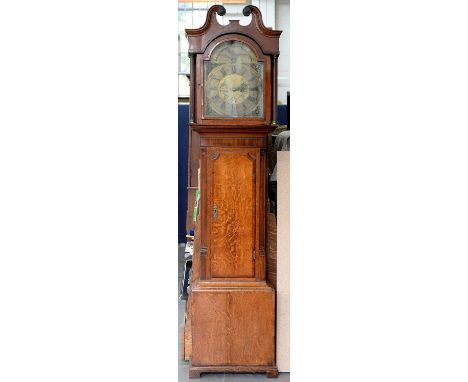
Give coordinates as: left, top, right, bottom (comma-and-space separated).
191, 284, 276, 367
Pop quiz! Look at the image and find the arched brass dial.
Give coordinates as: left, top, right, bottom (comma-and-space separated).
204, 40, 264, 118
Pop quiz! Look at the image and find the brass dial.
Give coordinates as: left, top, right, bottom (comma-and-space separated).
204, 41, 264, 118
218, 73, 248, 105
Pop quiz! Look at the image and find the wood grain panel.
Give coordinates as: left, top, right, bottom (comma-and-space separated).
208, 148, 258, 278
188, 129, 200, 187
200, 136, 265, 147
191, 287, 275, 366
186, 187, 197, 232
266, 212, 277, 288
191, 214, 202, 284
183, 295, 192, 360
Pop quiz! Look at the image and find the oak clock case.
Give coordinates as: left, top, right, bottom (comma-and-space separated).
185, 5, 281, 379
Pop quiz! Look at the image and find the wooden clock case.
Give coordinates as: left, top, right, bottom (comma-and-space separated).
185, 5, 281, 378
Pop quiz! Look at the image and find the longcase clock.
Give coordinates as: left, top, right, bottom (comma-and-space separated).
185, 5, 281, 378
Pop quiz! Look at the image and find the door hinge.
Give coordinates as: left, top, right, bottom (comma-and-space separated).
253, 250, 256, 260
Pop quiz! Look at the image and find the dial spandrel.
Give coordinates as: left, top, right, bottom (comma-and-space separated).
204, 40, 264, 118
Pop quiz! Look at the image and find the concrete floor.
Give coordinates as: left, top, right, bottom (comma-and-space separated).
178, 246, 290, 382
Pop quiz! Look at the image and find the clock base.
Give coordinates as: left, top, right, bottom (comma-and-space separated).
190, 283, 276, 377
189, 363, 278, 378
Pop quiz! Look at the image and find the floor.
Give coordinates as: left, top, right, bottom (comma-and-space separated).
178, 246, 290, 382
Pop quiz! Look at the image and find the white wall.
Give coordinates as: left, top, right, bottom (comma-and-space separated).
221, 0, 290, 105
276, 0, 290, 105
220, 0, 276, 27
277, 151, 290, 371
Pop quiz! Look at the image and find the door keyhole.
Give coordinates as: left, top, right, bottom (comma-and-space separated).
213, 205, 218, 219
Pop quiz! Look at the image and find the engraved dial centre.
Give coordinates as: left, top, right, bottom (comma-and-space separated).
218, 73, 249, 105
